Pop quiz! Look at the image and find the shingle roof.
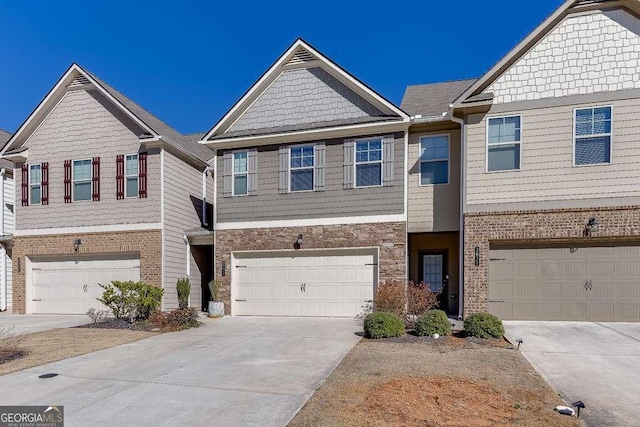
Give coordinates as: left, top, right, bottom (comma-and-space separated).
400, 79, 478, 118
0, 130, 13, 170
83, 69, 214, 162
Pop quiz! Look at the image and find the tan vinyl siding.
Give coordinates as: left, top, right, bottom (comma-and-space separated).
16, 88, 161, 229
216, 133, 405, 223
466, 95, 640, 210
408, 130, 460, 232
162, 151, 203, 310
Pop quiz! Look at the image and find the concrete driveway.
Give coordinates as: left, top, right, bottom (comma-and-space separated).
504, 321, 640, 427
0, 317, 361, 426
0, 313, 89, 334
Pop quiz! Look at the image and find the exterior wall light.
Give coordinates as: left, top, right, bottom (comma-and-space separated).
73, 239, 82, 253
474, 246, 480, 266
584, 217, 599, 237
221, 261, 226, 277
294, 234, 303, 250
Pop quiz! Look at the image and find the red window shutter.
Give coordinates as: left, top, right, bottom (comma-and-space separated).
116, 155, 125, 200
41, 162, 49, 205
21, 164, 28, 206
64, 160, 72, 203
138, 153, 147, 199
92, 157, 100, 201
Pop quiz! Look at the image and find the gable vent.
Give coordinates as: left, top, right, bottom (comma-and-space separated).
68, 74, 91, 88
287, 47, 316, 66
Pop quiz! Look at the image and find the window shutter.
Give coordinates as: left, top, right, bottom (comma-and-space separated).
278, 146, 289, 194
64, 160, 72, 203
21, 164, 28, 206
382, 135, 395, 187
138, 153, 147, 198
222, 152, 232, 198
314, 143, 325, 191
343, 140, 354, 189
41, 162, 49, 205
247, 149, 258, 196
92, 157, 100, 201
116, 155, 125, 200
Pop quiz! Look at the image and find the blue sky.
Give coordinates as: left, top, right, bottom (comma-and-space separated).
0, 1, 562, 134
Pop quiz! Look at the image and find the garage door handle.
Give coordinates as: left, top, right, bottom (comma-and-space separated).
235, 299, 247, 302
32, 299, 42, 301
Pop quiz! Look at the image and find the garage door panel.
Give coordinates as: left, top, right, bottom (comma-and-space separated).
562, 261, 588, 280
536, 282, 562, 299
561, 302, 586, 321
616, 304, 640, 321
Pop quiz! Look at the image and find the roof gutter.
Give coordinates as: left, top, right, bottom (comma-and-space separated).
141, 136, 209, 169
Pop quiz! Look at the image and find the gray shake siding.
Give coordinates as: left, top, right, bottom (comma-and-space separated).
16, 89, 161, 229
228, 67, 386, 133
162, 151, 203, 310
216, 133, 405, 223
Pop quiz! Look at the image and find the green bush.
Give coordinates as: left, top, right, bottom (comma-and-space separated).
464, 313, 505, 339
97, 281, 163, 320
177, 277, 190, 309
149, 307, 201, 331
364, 312, 405, 339
208, 280, 221, 302
415, 310, 451, 336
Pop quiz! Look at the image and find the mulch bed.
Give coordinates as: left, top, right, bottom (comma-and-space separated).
76, 319, 159, 332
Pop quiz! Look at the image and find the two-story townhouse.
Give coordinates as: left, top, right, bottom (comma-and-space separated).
200, 39, 410, 317
0, 130, 14, 312
0, 64, 214, 314
450, 0, 640, 322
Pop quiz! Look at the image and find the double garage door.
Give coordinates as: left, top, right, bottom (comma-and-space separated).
233, 249, 376, 317
29, 255, 140, 314
489, 243, 640, 321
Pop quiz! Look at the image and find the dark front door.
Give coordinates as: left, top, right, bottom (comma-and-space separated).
420, 251, 449, 311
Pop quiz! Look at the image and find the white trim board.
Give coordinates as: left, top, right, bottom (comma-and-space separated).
14, 222, 163, 237
215, 214, 406, 230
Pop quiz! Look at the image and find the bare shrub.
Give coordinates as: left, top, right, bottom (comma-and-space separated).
86, 308, 109, 324
0, 326, 27, 364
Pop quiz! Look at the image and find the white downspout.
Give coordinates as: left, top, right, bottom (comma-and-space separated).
0, 168, 6, 311
447, 106, 465, 320
202, 165, 215, 227
182, 234, 191, 307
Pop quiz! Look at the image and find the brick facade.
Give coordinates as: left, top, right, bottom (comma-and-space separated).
12, 230, 162, 314
464, 206, 640, 316
215, 222, 407, 314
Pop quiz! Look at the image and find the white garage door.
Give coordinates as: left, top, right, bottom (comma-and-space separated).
29, 255, 140, 314
234, 249, 376, 317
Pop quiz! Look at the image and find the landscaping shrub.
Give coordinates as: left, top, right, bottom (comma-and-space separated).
86, 308, 109, 324
177, 277, 190, 309
407, 282, 440, 319
0, 326, 26, 364
464, 313, 505, 339
208, 280, 220, 302
149, 307, 201, 332
415, 310, 451, 336
97, 281, 163, 320
373, 280, 406, 318
364, 312, 405, 339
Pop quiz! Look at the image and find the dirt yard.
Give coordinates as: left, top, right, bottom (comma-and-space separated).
289, 335, 583, 427
0, 328, 155, 376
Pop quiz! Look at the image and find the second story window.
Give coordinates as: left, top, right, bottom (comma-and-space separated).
355, 139, 382, 187
29, 164, 42, 205
420, 135, 449, 185
487, 116, 521, 172
73, 159, 92, 201
233, 151, 248, 196
125, 154, 139, 198
290, 146, 314, 192
574, 106, 612, 166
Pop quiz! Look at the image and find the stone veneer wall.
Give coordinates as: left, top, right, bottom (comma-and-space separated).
464, 206, 640, 317
12, 230, 162, 314
215, 222, 407, 314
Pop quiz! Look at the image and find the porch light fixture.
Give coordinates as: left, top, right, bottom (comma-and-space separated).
294, 234, 303, 250
73, 239, 82, 253
474, 246, 480, 266
584, 217, 599, 237
221, 261, 226, 277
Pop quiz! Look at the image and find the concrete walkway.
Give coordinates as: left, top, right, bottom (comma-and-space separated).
0, 313, 89, 334
0, 317, 361, 426
504, 321, 640, 427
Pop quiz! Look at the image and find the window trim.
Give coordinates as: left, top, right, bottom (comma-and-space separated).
485, 114, 523, 173
232, 150, 249, 197
572, 105, 613, 167
124, 153, 139, 198
288, 144, 315, 193
29, 163, 42, 205
419, 133, 450, 187
354, 137, 383, 188
72, 158, 93, 202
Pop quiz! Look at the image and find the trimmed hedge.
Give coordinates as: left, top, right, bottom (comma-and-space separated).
364, 312, 405, 339
415, 310, 451, 336
464, 313, 505, 338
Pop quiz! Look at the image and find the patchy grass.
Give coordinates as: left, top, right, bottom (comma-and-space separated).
289, 336, 583, 427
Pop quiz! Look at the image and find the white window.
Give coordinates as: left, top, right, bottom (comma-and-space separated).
73, 159, 92, 201
487, 116, 521, 172
125, 154, 139, 198
233, 151, 248, 196
29, 164, 42, 205
290, 146, 314, 192
574, 106, 612, 166
420, 135, 449, 185
355, 139, 382, 187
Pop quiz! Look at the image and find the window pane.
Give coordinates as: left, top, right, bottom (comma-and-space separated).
291, 169, 314, 191
356, 163, 381, 187
369, 140, 382, 151
488, 144, 520, 171
356, 142, 368, 152
594, 107, 611, 121
291, 157, 302, 168
369, 148, 382, 162
302, 146, 314, 157
30, 165, 41, 184
126, 155, 138, 176
234, 174, 247, 195
488, 116, 520, 144
356, 151, 369, 163
593, 119, 611, 135
421, 161, 449, 185
234, 152, 247, 173
576, 109, 593, 122
576, 121, 593, 136
126, 177, 138, 197
30, 185, 41, 204
421, 136, 449, 161
73, 160, 91, 180
74, 181, 92, 201
575, 136, 611, 165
